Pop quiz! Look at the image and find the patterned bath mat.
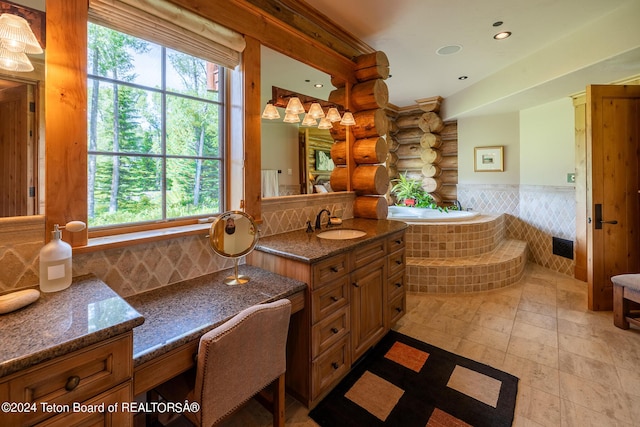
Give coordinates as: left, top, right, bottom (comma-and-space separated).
309, 331, 518, 427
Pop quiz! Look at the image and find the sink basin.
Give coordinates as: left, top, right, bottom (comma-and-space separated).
317, 229, 366, 240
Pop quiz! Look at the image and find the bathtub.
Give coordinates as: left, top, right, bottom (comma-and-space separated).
388, 205, 480, 222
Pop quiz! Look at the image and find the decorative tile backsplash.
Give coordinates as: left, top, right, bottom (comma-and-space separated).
0, 193, 356, 296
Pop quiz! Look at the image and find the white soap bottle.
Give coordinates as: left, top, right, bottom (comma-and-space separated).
39, 224, 73, 292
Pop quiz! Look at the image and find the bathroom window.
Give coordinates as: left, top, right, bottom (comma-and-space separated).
87, 23, 225, 228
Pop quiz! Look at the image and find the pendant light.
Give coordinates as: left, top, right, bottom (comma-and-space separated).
307, 102, 325, 119
261, 102, 280, 119
283, 112, 300, 123
340, 111, 356, 126
326, 107, 342, 122
301, 113, 317, 127
317, 117, 333, 130
284, 97, 305, 115
0, 13, 42, 73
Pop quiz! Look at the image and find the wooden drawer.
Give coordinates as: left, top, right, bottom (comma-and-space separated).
387, 231, 405, 254
311, 276, 349, 324
4, 333, 132, 426
35, 382, 132, 427
387, 271, 405, 301
352, 239, 386, 271
312, 306, 350, 358
313, 253, 349, 289
387, 248, 405, 277
311, 335, 351, 401
388, 293, 406, 328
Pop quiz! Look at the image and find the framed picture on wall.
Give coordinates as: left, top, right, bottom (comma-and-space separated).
474, 146, 504, 172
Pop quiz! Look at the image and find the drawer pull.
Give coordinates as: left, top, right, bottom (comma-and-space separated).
395, 239, 402, 244
330, 266, 339, 273
65, 375, 81, 391
395, 259, 403, 265
352, 282, 360, 288
395, 282, 402, 288
331, 362, 339, 370
331, 327, 339, 334
395, 307, 402, 313
330, 296, 339, 302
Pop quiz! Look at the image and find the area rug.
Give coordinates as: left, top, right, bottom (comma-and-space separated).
309, 331, 518, 427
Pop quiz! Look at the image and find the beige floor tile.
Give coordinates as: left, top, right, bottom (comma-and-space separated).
516, 309, 558, 331
501, 354, 560, 397
558, 350, 621, 389
616, 366, 640, 397
558, 333, 614, 365
464, 323, 512, 352
424, 312, 471, 338
560, 399, 633, 427
454, 338, 507, 367
512, 321, 558, 348
507, 335, 559, 368
518, 299, 557, 318
471, 310, 515, 334
515, 384, 561, 427
559, 371, 633, 424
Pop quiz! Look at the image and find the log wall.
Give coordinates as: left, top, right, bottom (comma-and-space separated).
386, 96, 459, 207
329, 51, 390, 219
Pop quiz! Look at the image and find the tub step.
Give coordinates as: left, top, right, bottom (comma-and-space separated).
406, 238, 528, 293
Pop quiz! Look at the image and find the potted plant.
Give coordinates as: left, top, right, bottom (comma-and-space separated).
390, 173, 438, 208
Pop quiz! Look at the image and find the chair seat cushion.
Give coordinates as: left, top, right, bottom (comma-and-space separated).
611, 274, 640, 291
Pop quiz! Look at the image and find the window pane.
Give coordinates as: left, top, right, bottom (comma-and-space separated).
165, 48, 220, 101
166, 95, 221, 157
88, 154, 163, 227
88, 79, 161, 154
88, 23, 161, 88
166, 158, 222, 218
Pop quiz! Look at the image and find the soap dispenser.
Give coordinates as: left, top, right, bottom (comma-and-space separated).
39, 221, 86, 293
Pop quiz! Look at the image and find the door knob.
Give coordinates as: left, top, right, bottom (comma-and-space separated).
594, 204, 617, 229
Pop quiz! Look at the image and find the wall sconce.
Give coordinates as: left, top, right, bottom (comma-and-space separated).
0, 13, 42, 72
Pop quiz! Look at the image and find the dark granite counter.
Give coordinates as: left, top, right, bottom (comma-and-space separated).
126, 264, 306, 367
255, 218, 407, 263
0, 275, 144, 377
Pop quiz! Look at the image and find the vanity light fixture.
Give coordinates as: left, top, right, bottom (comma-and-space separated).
301, 113, 317, 127
308, 102, 325, 119
0, 13, 42, 72
261, 102, 280, 119
283, 112, 300, 123
339, 111, 356, 126
317, 117, 333, 130
284, 97, 305, 114
326, 107, 342, 122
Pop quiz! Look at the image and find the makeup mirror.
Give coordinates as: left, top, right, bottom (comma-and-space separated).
208, 211, 259, 285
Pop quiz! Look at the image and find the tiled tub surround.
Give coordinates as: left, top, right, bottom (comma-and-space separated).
406, 214, 528, 293
457, 184, 576, 276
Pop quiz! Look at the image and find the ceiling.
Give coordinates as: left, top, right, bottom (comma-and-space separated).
303, 0, 640, 119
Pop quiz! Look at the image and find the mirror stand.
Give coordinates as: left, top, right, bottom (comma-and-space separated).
225, 258, 250, 285
208, 211, 259, 286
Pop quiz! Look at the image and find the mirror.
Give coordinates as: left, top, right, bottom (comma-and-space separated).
261, 46, 337, 197
208, 211, 259, 285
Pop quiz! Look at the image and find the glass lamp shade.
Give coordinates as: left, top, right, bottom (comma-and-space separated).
0, 47, 33, 72
261, 103, 280, 119
340, 111, 356, 126
308, 102, 325, 119
284, 97, 305, 114
0, 14, 42, 54
317, 117, 333, 130
301, 113, 317, 127
283, 112, 300, 123
326, 107, 342, 122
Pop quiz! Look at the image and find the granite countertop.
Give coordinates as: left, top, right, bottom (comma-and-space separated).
255, 218, 408, 263
125, 264, 306, 367
0, 275, 144, 378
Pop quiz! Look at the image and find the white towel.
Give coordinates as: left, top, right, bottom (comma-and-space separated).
261, 170, 279, 198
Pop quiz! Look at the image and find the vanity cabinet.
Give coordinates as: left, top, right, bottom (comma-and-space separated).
0, 333, 134, 427
248, 228, 406, 408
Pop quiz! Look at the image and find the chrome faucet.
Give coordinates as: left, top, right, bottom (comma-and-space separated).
315, 209, 331, 230
454, 199, 462, 210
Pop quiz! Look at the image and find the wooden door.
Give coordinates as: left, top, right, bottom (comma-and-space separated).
587, 85, 640, 310
0, 84, 30, 217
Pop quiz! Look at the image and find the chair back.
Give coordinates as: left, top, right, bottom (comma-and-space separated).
193, 299, 292, 426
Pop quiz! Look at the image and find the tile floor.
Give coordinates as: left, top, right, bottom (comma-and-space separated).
210, 263, 640, 426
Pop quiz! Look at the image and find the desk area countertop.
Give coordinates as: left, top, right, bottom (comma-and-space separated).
125, 264, 307, 367
0, 275, 144, 377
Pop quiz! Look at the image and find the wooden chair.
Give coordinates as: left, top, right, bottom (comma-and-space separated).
612, 274, 640, 329
154, 299, 292, 426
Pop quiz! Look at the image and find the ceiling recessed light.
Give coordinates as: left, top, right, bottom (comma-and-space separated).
458, 76, 468, 80
314, 83, 323, 88
436, 45, 462, 56
492, 21, 503, 27
493, 31, 512, 40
